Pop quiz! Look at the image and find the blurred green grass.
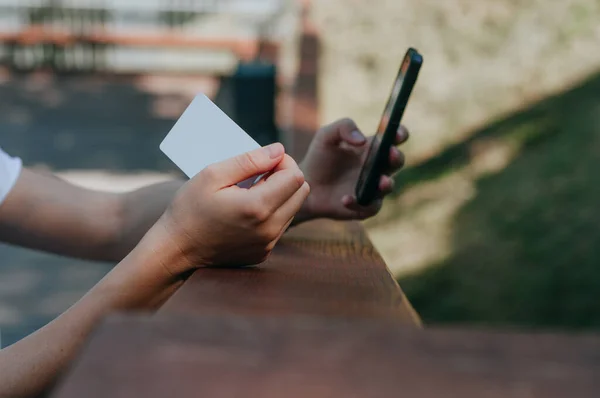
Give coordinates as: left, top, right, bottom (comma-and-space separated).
393, 70, 600, 330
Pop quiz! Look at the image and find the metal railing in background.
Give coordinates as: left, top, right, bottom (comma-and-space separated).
0, 0, 286, 72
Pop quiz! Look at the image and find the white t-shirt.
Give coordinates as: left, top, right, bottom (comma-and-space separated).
0, 147, 22, 206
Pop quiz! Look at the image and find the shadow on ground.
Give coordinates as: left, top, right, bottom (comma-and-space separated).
397, 70, 600, 331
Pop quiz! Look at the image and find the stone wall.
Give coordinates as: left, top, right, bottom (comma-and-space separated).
312, 0, 600, 162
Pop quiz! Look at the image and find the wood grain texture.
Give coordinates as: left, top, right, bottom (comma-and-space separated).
51, 314, 600, 398
158, 220, 420, 324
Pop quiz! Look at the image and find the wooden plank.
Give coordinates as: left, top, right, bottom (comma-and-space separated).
0, 27, 278, 60
158, 220, 420, 324
51, 314, 600, 398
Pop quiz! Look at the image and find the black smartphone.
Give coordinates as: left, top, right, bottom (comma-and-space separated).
355, 48, 423, 206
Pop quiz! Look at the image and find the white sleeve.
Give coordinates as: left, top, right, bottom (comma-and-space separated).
0, 146, 23, 206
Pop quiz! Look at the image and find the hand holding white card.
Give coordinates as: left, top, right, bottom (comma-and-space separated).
160, 93, 262, 184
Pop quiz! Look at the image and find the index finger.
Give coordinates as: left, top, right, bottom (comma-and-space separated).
251, 152, 295, 186
248, 154, 306, 213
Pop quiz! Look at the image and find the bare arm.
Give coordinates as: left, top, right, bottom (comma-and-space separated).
2, 136, 373, 264
0, 168, 183, 262
0, 167, 319, 264
0, 222, 188, 398
0, 144, 308, 398
110, 179, 184, 260
0, 117, 410, 263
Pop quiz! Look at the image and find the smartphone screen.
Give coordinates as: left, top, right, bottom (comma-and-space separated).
355, 49, 421, 206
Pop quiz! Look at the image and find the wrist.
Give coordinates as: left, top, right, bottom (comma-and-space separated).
138, 214, 197, 278
90, 220, 193, 311
298, 159, 331, 224
293, 165, 323, 226
291, 190, 320, 226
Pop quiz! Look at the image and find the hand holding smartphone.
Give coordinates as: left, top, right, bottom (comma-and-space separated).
355, 48, 423, 206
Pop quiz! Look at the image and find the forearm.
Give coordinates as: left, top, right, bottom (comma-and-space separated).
107, 180, 184, 261
0, 224, 188, 398
0, 169, 124, 261
0, 169, 184, 263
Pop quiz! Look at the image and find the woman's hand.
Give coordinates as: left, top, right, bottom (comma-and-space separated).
156, 143, 310, 275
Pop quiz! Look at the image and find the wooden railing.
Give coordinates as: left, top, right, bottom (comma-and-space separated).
48, 221, 600, 397
0, 0, 284, 72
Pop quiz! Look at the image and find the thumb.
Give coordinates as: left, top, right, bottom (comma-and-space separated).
319, 118, 367, 147
207, 143, 285, 189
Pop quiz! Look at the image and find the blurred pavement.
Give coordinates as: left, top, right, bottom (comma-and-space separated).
0, 72, 194, 347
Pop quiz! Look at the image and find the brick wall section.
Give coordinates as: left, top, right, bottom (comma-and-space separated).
281, 0, 320, 160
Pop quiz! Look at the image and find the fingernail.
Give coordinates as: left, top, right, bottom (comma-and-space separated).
265, 143, 284, 158
342, 195, 352, 206
350, 130, 366, 143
